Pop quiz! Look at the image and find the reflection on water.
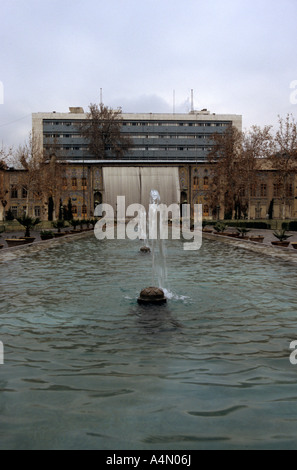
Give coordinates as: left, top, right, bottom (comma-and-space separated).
1, 235, 297, 449
133, 304, 183, 334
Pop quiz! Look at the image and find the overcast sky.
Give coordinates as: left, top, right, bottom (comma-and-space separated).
0, 0, 297, 148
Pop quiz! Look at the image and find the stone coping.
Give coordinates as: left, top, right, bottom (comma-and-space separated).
1, 226, 297, 266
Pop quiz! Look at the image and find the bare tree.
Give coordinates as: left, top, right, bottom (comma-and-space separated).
15, 132, 45, 217
208, 125, 275, 220
15, 133, 65, 219
42, 137, 67, 220
269, 114, 297, 219
78, 103, 132, 159
208, 125, 243, 219
0, 147, 11, 220
240, 125, 273, 219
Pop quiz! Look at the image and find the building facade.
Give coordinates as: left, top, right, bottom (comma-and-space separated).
1, 108, 296, 222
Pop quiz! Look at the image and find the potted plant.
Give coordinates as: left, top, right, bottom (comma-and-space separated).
89, 219, 97, 230
79, 219, 85, 231
70, 219, 81, 233
16, 215, 40, 242
271, 229, 292, 247
214, 222, 227, 235
249, 234, 265, 243
85, 219, 93, 231
40, 230, 54, 241
52, 220, 66, 237
202, 220, 213, 233
236, 227, 250, 239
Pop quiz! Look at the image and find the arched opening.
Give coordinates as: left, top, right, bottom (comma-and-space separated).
94, 191, 102, 210
94, 192, 103, 216
193, 176, 199, 189
203, 204, 210, 217
72, 205, 78, 218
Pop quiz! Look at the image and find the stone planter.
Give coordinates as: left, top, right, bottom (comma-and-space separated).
226, 233, 240, 238
291, 242, 297, 250
249, 236, 264, 243
5, 239, 28, 247
202, 228, 213, 233
54, 232, 66, 238
40, 235, 54, 240
214, 232, 228, 236
20, 237, 35, 243
271, 241, 290, 248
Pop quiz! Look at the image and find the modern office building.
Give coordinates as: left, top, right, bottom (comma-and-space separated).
32, 108, 242, 163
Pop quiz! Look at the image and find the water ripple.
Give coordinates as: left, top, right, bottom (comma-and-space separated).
1, 237, 297, 449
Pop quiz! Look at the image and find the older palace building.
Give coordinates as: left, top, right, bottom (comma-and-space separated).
1, 107, 297, 221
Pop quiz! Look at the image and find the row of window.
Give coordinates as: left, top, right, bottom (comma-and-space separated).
45, 145, 214, 153
44, 121, 73, 127
122, 122, 229, 128
11, 187, 28, 199
193, 176, 209, 189
192, 181, 294, 197
44, 133, 213, 140
131, 146, 212, 152
130, 134, 211, 140
9, 205, 88, 218
45, 134, 82, 138
44, 146, 85, 152
10, 206, 41, 218
10, 182, 294, 201
240, 183, 293, 198
10, 178, 88, 198
44, 121, 229, 128
63, 177, 87, 190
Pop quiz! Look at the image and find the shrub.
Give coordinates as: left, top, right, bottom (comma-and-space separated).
6, 209, 15, 221
227, 221, 271, 230
282, 221, 297, 231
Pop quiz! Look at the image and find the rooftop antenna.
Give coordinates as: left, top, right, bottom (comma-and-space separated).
173, 90, 175, 114
191, 89, 194, 113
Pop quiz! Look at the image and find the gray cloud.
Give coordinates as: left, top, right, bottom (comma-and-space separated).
0, 0, 297, 147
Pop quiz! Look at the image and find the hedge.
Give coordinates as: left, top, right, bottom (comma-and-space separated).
282, 221, 297, 231
205, 220, 271, 229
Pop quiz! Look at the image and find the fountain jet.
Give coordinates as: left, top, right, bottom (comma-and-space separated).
138, 189, 167, 305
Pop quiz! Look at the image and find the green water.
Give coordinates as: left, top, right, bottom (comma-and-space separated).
0, 235, 297, 449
